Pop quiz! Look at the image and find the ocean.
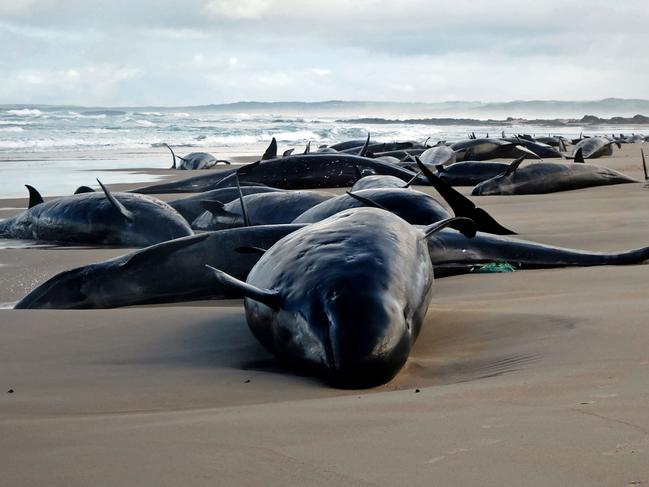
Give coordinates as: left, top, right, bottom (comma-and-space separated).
0, 104, 647, 198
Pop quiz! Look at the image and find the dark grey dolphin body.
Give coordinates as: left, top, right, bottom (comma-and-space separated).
165, 144, 229, 170
503, 138, 563, 158
0, 183, 192, 247
573, 137, 620, 159
433, 161, 514, 186
17, 218, 649, 310
451, 138, 540, 161
14, 225, 302, 309
168, 186, 284, 222
192, 190, 333, 230
131, 154, 423, 194
233, 154, 424, 189
426, 229, 649, 277
341, 141, 425, 155
350, 175, 411, 191
207, 208, 476, 387
472, 161, 637, 196
293, 188, 451, 225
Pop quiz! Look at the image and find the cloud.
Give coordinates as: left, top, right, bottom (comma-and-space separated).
0, 0, 648, 104
204, 0, 270, 20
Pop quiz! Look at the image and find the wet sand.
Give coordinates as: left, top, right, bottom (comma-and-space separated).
1, 144, 649, 486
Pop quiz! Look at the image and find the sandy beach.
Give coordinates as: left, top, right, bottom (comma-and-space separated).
1, 144, 649, 486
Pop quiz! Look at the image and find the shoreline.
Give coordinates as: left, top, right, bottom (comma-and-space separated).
1, 143, 649, 485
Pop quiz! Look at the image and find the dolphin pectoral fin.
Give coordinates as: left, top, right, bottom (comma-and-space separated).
574, 148, 585, 163
514, 145, 540, 159
504, 155, 526, 176
235, 246, 267, 255
235, 174, 250, 226
403, 171, 423, 188
164, 143, 177, 169
205, 265, 281, 309
345, 191, 389, 211
96, 179, 134, 222
25, 185, 44, 208
641, 149, 648, 181
120, 233, 209, 269
283, 148, 295, 157
423, 217, 476, 239
262, 137, 278, 160
215, 159, 231, 165
415, 157, 517, 235
74, 185, 95, 194
359, 132, 371, 157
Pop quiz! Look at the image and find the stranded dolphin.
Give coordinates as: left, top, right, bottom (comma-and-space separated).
0, 181, 192, 247
206, 208, 476, 387
472, 159, 637, 195
164, 144, 230, 170
14, 224, 303, 309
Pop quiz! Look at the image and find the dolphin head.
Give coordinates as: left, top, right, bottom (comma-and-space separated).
14, 266, 98, 309
313, 286, 413, 389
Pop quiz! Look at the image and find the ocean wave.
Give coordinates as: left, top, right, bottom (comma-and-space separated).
0, 127, 24, 133
6, 109, 42, 117
134, 120, 157, 127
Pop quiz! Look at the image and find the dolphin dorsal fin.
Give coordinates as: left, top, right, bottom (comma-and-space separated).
504, 155, 526, 176
346, 191, 389, 211
262, 137, 277, 160
234, 173, 250, 226
403, 170, 422, 188
205, 265, 281, 309
74, 185, 95, 194
359, 132, 371, 157
642, 148, 648, 181
423, 217, 476, 239
97, 179, 134, 222
283, 148, 295, 157
304, 141, 311, 154
164, 143, 177, 169
574, 147, 585, 163
25, 185, 44, 209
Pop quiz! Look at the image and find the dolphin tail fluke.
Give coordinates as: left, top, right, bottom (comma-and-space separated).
205, 265, 281, 309
262, 138, 278, 160
164, 143, 177, 169
415, 157, 517, 235
423, 217, 476, 239
96, 179, 134, 222
25, 185, 44, 208
574, 148, 585, 163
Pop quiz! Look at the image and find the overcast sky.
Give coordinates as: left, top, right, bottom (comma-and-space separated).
1, 0, 648, 106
